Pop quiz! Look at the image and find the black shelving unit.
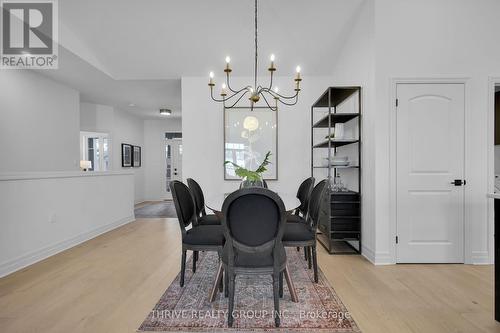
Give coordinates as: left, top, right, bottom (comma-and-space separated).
311, 87, 361, 254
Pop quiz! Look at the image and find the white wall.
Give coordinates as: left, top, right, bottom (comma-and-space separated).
0, 172, 134, 277
182, 76, 336, 199
373, 0, 500, 264
143, 118, 182, 201
0, 70, 80, 173
80, 103, 145, 203
330, 0, 376, 262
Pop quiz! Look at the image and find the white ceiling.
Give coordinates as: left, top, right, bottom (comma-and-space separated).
38, 0, 365, 118
37, 47, 181, 118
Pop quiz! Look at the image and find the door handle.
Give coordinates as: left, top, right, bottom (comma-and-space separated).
451, 179, 466, 186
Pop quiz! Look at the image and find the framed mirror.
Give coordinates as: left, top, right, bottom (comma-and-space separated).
224, 107, 278, 180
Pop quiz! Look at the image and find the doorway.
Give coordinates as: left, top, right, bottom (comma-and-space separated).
395, 83, 466, 263
165, 136, 182, 199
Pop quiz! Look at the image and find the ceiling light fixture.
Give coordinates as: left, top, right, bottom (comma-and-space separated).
159, 108, 172, 116
208, 0, 301, 111
128, 103, 136, 107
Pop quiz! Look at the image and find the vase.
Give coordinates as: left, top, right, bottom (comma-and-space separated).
240, 178, 264, 188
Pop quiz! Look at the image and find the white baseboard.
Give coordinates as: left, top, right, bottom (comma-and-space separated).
471, 251, 493, 265
0, 215, 135, 278
362, 245, 394, 265
361, 245, 376, 264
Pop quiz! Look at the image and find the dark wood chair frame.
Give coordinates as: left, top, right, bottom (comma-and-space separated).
215, 187, 297, 327
283, 180, 328, 283
170, 180, 224, 287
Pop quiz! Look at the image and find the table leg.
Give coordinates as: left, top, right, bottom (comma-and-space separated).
209, 262, 224, 302
284, 264, 299, 303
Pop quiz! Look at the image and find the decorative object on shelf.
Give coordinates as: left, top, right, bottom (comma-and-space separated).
224, 107, 277, 180
225, 151, 271, 188
323, 156, 350, 167
311, 86, 362, 255
159, 108, 172, 116
334, 123, 344, 139
331, 174, 349, 192
208, 0, 302, 111
121, 143, 132, 167
324, 131, 336, 139
133, 146, 141, 167
80, 160, 92, 171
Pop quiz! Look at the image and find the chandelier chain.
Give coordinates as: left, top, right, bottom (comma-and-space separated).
254, 0, 258, 90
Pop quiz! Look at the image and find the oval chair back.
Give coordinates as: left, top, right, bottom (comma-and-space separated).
169, 180, 196, 233
308, 179, 328, 229
296, 177, 315, 216
222, 187, 286, 258
186, 178, 207, 217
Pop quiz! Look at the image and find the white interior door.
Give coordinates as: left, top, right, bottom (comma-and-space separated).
396, 83, 465, 263
165, 139, 182, 199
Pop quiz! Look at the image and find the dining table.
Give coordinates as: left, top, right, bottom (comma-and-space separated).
205, 191, 301, 303
206, 192, 301, 215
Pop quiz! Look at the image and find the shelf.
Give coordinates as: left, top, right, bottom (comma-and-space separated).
313, 113, 360, 128
311, 86, 362, 256
312, 87, 360, 108
313, 139, 359, 148
330, 190, 359, 196
313, 165, 359, 169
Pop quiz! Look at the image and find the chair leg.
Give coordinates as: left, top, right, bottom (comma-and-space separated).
284, 265, 299, 303
296, 247, 300, 252
224, 270, 229, 297
279, 272, 283, 298
312, 245, 318, 283
307, 247, 312, 269
218, 268, 224, 292
228, 272, 235, 327
303, 246, 308, 260
209, 262, 224, 302
272, 273, 281, 327
180, 249, 187, 287
192, 251, 198, 273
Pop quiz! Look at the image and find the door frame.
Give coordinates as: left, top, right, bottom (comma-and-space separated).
389, 77, 470, 264
487, 77, 500, 264
165, 137, 182, 200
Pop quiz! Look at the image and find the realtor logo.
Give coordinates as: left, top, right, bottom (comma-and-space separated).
1, 0, 58, 69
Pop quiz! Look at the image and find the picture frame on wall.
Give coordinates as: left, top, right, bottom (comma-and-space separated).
133, 146, 141, 167
224, 106, 278, 180
122, 143, 132, 167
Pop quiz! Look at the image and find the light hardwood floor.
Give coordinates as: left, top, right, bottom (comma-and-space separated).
0, 218, 499, 333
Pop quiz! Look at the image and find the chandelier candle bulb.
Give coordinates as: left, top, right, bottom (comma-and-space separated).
208, 72, 215, 86
221, 83, 228, 96
269, 54, 276, 71
224, 56, 232, 73
295, 66, 302, 81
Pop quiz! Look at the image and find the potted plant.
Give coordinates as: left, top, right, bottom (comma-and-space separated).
225, 151, 271, 188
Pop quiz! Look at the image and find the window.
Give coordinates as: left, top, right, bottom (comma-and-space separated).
80, 132, 110, 171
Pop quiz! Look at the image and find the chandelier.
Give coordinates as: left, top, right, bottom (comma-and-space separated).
208, 0, 302, 111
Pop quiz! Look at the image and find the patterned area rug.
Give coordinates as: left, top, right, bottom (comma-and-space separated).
139, 248, 360, 332
135, 201, 177, 218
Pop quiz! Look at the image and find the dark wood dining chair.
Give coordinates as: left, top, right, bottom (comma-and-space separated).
282, 180, 327, 283
170, 180, 224, 286
218, 187, 294, 327
288, 177, 315, 223
187, 178, 221, 225
287, 177, 315, 261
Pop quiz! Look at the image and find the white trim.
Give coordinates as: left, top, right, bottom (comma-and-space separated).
0, 215, 135, 278
0, 170, 134, 182
389, 76, 470, 264
487, 77, 500, 265
361, 245, 375, 264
